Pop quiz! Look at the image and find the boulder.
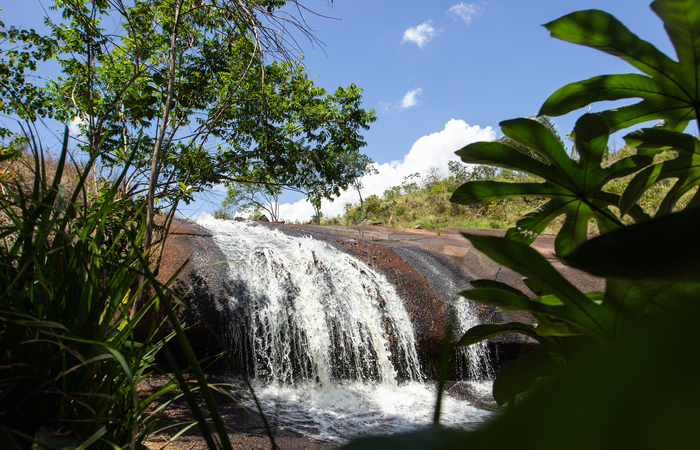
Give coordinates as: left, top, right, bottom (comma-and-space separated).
136, 219, 231, 358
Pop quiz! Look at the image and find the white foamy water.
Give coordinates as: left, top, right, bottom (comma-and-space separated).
245, 380, 493, 443
195, 215, 494, 442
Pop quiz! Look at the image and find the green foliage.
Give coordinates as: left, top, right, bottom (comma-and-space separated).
217, 58, 377, 208
342, 301, 700, 450
0, 128, 263, 449
0, 129, 158, 447
223, 181, 281, 221
451, 114, 653, 256
563, 206, 700, 283
620, 129, 700, 216
540, 0, 700, 132
0, 20, 57, 137
454, 0, 700, 419
2, 1, 370, 448
337, 162, 546, 230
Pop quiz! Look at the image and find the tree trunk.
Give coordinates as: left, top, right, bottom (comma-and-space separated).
131, 0, 182, 319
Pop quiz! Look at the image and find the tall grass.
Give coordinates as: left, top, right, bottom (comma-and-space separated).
0, 127, 255, 449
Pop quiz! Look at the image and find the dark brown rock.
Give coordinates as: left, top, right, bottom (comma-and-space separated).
333, 240, 451, 358
136, 219, 231, 359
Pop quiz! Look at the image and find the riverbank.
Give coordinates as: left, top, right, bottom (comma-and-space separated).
140, 375, 335, 450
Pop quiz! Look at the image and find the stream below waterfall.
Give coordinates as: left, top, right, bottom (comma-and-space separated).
196, 216, 495, 443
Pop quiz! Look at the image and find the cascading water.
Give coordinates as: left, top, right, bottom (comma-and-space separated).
196, 215, 493, 443
392, 247, 494, 380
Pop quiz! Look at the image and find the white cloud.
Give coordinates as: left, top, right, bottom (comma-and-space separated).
276, 119, 497, 223
401, 88, 422, 110
68, 116, 84, 137
447, 3, 484, 25
402, 20, 437, 48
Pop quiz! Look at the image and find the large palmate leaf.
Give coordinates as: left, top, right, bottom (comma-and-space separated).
342, 300, 700, 450
451, 114, 652, 255
620, 128, 700, 216
540, 0, 700, 132
460, 232, 612, 339
562, 206, 700, 283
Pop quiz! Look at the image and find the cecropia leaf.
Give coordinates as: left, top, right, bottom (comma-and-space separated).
451, 114, 652, 255
540, 1, 700, 132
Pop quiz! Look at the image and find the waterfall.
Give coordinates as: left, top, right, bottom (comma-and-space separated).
392, 247, 493, 380
195, 216, 492, 442
198, 216, 421, 385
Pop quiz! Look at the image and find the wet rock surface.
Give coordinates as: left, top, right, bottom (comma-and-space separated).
331, 239, 451, 358
445, 381, 500, 412
140, 375, 334, 450
136, 219, 233, 359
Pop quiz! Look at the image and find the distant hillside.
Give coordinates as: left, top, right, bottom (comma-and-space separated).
325, 147, 685, 233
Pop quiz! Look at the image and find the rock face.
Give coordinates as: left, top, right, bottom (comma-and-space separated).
137, 219, 232, 358
332, 240, 451, 358
143, 221, 602, 377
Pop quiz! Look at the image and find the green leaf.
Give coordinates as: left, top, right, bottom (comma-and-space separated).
645, 283, 700, 315
492, 347, 560, 406
562, 207, 700, 283
529, 295, 564, 306
460, 232, 610, 339
523, 277, 549, 296
536, 322, 580, 337
540, 2, 700, 132
620, 129, 700, 216
340, 426, 471, 450
602, 279, 669, 315
452, 115, 652, 255
456, 322, 543, 347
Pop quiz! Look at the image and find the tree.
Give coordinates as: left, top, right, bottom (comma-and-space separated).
350, 158, 377, 221
223, 181, 281, 221
217, 60, 377, 217
218, 59, 377, 222
16, 0, 373, 314
34, 0, 322, 245
0, 22, 57, 139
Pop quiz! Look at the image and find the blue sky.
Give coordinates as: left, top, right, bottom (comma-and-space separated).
1, 1, 678, 222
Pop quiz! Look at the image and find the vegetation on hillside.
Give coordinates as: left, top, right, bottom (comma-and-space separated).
331, 143, 682, 234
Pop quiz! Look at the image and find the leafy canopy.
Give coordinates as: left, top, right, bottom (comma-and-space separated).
216, 59, 377, 209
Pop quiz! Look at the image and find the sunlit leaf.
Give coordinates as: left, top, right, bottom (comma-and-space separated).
456, 322, 542, 347
540, 1, 700, 132
452, 114, 652, 255
620, 129, 700, 216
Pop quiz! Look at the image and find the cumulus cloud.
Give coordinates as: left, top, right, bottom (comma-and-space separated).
447, 3, 484, 25
401, 88, 422, 110
402, 20, 437, 48
276, 119, 497, 223
68, 116, 84, 137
